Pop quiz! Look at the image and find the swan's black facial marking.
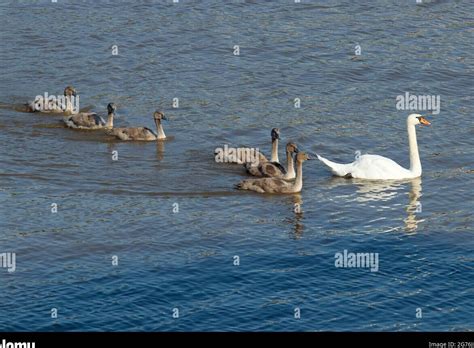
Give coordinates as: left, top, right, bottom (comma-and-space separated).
107, 103, 117, 114
271, 128, 280, 141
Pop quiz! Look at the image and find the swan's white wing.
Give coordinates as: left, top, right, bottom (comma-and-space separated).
350, 155, 411, 180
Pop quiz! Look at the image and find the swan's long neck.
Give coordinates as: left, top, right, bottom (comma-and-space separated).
64, 96, 72, 112
293, 160, 303, 192
284, 151, 295, 179
156, 120, 166, 139
407, 121, 421, 176
65, 96, 76, 114
106, 112, 114, 128
271, 139, 279, 163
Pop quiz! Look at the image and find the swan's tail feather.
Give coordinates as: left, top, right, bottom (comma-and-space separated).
316, 154, 351, 177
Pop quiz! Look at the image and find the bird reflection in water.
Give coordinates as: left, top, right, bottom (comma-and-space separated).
287, 193, 304, 239
355, 177, 424, 233
156, 140, 165, 161
404, 177, 423, 234
105, 138, 167, 161
322, 176, 424, 233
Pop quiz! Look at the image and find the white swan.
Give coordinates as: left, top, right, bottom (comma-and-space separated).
317, 114, 431, 180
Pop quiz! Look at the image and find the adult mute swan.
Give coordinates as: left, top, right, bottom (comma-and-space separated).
317, 114, 431, 180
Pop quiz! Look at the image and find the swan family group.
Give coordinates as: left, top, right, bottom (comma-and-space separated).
26, 86, 432, 194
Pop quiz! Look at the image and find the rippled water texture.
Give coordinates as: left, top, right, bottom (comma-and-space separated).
0, 0, 473, 331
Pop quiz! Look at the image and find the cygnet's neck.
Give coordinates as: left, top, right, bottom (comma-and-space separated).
156, 120, 166, 139
106, 112, 114, 128
65, 95, 76, 114
271, 138, 279, 163
283, 151, 296, 179
293, 160, 304, 192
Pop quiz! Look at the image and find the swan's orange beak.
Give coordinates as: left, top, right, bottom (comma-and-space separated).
418, 116, 431, 126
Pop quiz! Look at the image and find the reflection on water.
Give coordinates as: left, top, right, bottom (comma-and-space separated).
322, 176, 424, 233
156, 140, 165, 161
285, 194, 304, 239
322, 176, 405, 202
353, 180, 403, 203
107, 142, 117, 159
93, 131, 167, 160
404, 177, 424, 234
